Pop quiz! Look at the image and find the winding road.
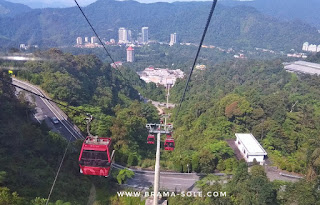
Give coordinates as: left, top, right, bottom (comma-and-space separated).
13, 78, 84, 141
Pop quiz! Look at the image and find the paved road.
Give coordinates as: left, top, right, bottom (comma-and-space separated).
113, 164, 203, 191
13, 78, 84, 141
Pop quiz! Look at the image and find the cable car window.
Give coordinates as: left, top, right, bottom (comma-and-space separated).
80, 150, 110, 167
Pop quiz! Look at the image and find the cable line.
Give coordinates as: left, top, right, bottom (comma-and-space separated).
73, 0, 126, 81
46, 135, 72, 205
176, 0, 218, 116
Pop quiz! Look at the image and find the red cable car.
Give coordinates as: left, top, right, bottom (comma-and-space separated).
166, 134, 171, 138
79, 136, 115, 177
164, 138, 175, 151
147, 134, 155, 144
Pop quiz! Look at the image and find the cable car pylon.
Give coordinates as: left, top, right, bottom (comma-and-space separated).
146, 118, 173, 205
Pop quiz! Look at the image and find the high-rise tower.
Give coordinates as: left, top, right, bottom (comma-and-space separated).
169, 33, 177, 46
142, 27, 149, 44
119, 27, 128, 44
127, 46, 135, 62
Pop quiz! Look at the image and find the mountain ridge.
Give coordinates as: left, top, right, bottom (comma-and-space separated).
0, 0, 319, 51
221, 0, 320, 29
0, 0, 31, 17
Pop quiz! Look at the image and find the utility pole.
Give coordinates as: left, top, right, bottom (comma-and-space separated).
154, 128, 161, 205
166, 84, 170, 109
146, 123, 172, 205
165, 83, 172, 126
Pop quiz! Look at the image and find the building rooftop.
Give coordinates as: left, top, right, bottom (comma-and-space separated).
138, 67, 184, 86
235, 133, 267, 155
284, 61, 320, 75
127, 46, 134, 51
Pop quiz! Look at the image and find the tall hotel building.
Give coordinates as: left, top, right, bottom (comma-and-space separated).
142, 27, 149, 44
118, 27, 128, 44
169, 33, 177, 46
127, 46, 135, 62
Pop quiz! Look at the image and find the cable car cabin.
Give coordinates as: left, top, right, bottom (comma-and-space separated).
164, 138, 175, 151
147, 135, 155, 144
79, 136, 114, 177
166, 134, 171, 138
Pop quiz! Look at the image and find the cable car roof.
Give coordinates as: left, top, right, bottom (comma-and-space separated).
83, 136, 111, 151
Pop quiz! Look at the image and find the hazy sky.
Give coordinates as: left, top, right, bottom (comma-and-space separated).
8, 0, 97, 7
7, 0, 207, 8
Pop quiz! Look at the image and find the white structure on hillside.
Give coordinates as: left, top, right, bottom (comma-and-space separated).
302, 42, 320, 52
91, 36, 98, 44
119, 27, 128, 44
169, 33, 177, 46
126, 46, 134, 62
138, 67, 184, 86
302, 42, 309, 51
235, 133, 267, 165
284, 61, 320, 75
309, 44, 317, 52
142, 27, 149, 44
76, 37, 83, 45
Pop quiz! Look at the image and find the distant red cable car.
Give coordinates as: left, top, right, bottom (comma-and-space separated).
79, 136, 114, 177
166, 134, 171, 138
147, 134, 155, 144
164, 138, 175, 151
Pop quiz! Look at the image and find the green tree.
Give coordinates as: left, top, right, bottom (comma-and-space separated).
116, 169, 135, 185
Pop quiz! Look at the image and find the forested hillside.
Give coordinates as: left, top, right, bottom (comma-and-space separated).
0, 0, 319, 50
0, 49, 162, 204
169, 162, 320, 205
0, 72, 93, 204
2, 48, 320, 204
14, 49, 162, 165
169, 58, 320, 178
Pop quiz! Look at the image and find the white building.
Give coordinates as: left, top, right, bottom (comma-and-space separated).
76, 37, 83, 45
169, 33, 177, 46
138, 67, 184, 86
235, 133, 267, 165
308, 44, 318, 52
317, 45, 320, 52
142, 27, 149, 44
20, 44, 27, 50
118, 27, 128, 44
91, 36, 98, 44
284, 61, 320, 75
302, 42, 309, 51
126, 46, 134, 62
